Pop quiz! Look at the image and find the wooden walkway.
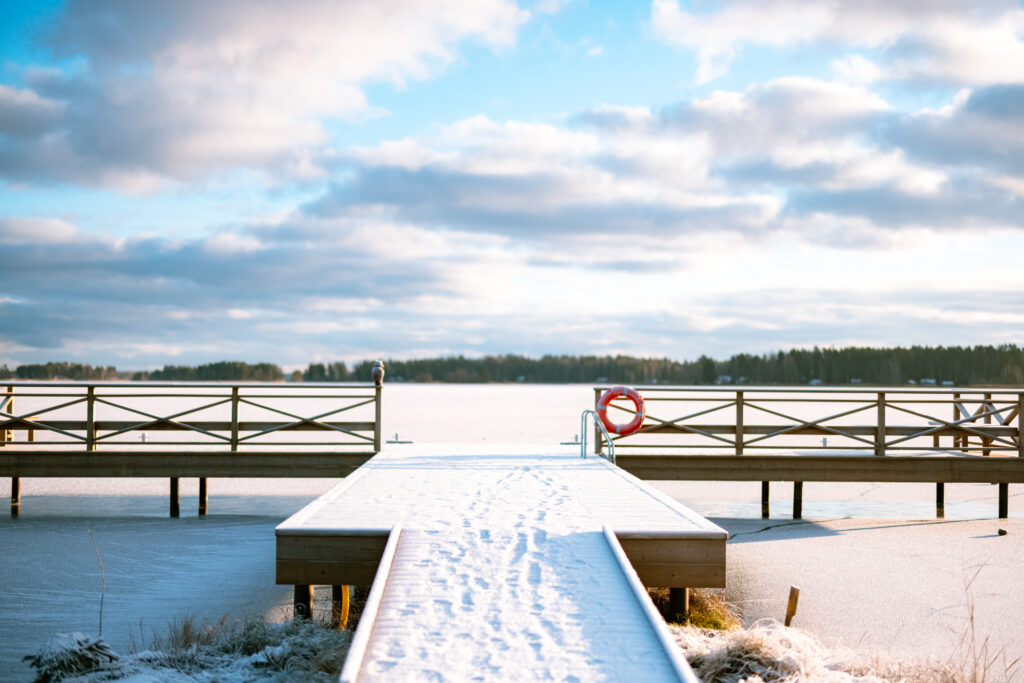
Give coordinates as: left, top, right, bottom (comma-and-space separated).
276, 444, 726, 681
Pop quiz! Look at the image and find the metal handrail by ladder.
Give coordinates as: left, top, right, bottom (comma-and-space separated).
581, 410, 615, 464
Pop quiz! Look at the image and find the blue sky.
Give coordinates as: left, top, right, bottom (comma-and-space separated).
2, 0, 1023, 371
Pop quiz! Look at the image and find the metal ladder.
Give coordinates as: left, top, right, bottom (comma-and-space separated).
580, 409, 615, 464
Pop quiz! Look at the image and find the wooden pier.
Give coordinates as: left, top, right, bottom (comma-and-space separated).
1, 381, 380, 516
597, 386, 1024, 519
4, 382, 1023, 520
277, 444, 724, 681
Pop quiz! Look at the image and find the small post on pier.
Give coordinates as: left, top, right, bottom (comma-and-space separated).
875, 392, 886, 456
998, 483, 1009, 519
983, 392, 993, 456
761, 481, 770, 519
3, 385, 13, 444
11, 477, 20, 517
936, 482, 945, 518
331, 585, 350, 629
735, 391, 744, 455
86, 386, 96, 451
198, 477, 208, 516
792, 481, 803, 519
372, 361, 384, 452
1019, 392, 1024, 458
669, 587, 689, 621
169, 477, 180, 518
294, 585, 314, 620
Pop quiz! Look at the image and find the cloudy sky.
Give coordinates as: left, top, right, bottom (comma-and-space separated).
2, 0, 1023, 371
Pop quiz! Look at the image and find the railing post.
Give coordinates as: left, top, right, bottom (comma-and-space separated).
983, 392, 993, 456
2, 385, 12, 444
594, 388, 603, 455
735, 391, 744, 455
230, 387, 240, 452
86, 385, 96, 451
1018, 392, 1023, 458
372, 361, 384, 452
374, 384, 382, 452
875, 392, 885, 456
954, 392, 962, 450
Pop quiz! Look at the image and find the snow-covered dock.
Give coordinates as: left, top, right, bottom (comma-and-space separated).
276, 444, 727, 681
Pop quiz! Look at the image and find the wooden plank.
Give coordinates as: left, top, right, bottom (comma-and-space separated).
632, 563, 726, 588
616, 454, 1024, 483
618, 538, 725, 565
276, 560, 381, 585
627, 424, 1019, 438
276, 534, 388, 562
0, 451, 375, 477
0, 420, 377, 433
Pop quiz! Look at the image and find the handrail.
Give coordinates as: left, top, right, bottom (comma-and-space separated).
0, 380, 382, 452
581, 409, 615, 464
592, 385, 1024, 457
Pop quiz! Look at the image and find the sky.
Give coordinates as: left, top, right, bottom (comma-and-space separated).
1, 0, 1023, 372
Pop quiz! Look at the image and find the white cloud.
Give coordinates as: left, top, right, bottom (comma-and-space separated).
651, 0, 1024, 85
4, 0, 530, 189
585, 46, 604, 57
0, 217, 81, 244
831, 54, 883, 84
202, 232, 265, 255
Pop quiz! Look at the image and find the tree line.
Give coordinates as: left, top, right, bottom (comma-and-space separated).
2, 345, 1022, 385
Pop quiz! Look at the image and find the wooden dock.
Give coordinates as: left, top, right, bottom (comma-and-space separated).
276, 444, 726, 681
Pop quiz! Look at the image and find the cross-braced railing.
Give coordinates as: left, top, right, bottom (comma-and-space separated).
1, 381, 383, 453
592, 386, 1024, 458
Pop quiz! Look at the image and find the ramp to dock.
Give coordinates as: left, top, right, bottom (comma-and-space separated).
276, 444, 727, 681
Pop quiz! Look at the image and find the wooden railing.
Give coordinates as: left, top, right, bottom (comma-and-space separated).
2, 380, 383, 516
1, 381, 382, 452
594, 386, 1024, 519
593, 386, 1024, 457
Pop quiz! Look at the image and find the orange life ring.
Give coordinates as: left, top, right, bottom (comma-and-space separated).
596, 386, 645, 436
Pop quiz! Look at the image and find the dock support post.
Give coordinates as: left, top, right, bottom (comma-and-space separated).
761, 482, 770, 519
294, 585, 314, 620
11, 477, 19, 517
332, 585, 350, 629
793, 482, 803, 519
169, 477, 180, 518
998, 483, 1008, 519
198, 478, 208, 516
936, 483, 945, 519
669, 587, 690, 621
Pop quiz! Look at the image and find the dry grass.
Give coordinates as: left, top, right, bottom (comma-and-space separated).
649, 587, 741, 630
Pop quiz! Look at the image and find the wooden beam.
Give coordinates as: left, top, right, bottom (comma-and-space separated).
616, 454, 1024, 483
0, 451, 375, 478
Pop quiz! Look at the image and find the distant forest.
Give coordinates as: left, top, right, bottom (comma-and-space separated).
2, 345, 1023, 386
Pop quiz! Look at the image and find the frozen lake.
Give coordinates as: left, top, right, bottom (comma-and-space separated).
1, 383, 1021, 679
